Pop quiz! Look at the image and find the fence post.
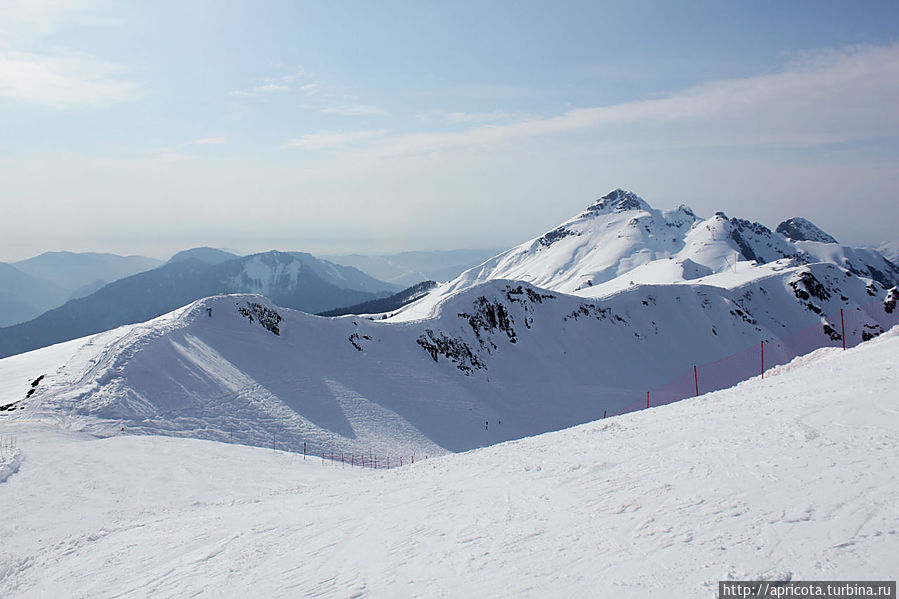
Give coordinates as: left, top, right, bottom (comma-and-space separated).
840, 308, 846, 350
603, 409, 606, 419
303, 442, 306, 460
761, 341, 764, 379
694, 365, 699, 397
646, 391, 650, 409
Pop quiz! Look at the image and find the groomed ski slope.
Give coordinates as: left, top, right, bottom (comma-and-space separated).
1, 329, 898, 597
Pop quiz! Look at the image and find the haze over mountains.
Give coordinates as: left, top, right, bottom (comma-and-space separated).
0, 252, 163, 327
323, 249, 504, 288
0, 250, 402, 359
2, 189, 896, 456
0, 246, 498, 335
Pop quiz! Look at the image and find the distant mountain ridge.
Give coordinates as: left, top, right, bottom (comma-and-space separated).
323, 249, 503, 287
0, 251, 164, 327
318, 280, 438, 317
13, 251, 163, 293
0, 250, 397, 359
167, 247, 239, 266
0, 263, 68, 327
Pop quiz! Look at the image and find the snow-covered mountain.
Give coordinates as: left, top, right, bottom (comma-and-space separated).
397, 189, 898, 318
0, 251, 398, 359
1, 189, 896, 456
2, 269, 894, 455
877, 240, 899, 263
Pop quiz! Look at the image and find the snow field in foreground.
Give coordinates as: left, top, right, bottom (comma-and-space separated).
1, 329, 898, 598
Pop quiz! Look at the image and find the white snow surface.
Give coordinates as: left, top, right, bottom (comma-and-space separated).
1, 328, 897, 597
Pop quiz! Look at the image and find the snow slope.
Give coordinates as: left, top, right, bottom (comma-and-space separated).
1, 328, 897, 597
2, 262, 895, 458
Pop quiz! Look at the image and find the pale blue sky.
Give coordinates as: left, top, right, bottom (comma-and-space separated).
1, 0, 897, 260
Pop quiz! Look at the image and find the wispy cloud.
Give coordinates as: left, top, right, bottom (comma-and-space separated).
0, 0, 122, 43
253, 83, 289, 93
227, 89, 252, 98
281, 129, 388, 150
353, 44, 899, 159
157, 151, 192, 163
445, 110, 516, 123
186, 136, 227, 145
321, 104, 388, 116
0, 49, 142, 108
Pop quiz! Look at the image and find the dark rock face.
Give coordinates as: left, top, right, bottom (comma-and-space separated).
537, 225, 577, 248
730, 227, 760, 263
884, 288, 898, 314
585, 189, 648, 215
776, 217, 838, 244
459, 297, 517, 348
416, 329, 485, 374
237, 302, 283, 335
790, 272, 832, 303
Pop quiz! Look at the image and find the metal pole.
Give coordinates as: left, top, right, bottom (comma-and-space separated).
840, 308, 846, 350
646, 391, 650, 409
761, 341, 765, 379
694, 365, 699, 397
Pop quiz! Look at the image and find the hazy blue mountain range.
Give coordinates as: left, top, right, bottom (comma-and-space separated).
0, 263, 69, 327
13, 251, 163, 293
0, 251, 164, 327
0, 250, 397, 359
167, 247, 240, 266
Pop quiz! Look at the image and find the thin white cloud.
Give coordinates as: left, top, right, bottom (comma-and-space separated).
158, 152, 192, 163
253, 83, 289, 93
445, 110, 516, 123
357, 44, 899, 159
281, 129, 388, 150
0, 49, 142, 108
228, 89, 252, 97
0, 0, 119, 43
187, 136, 228, 145
321, 104, 388, 116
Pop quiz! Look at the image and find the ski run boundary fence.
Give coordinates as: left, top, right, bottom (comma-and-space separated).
613, 297, 898, 417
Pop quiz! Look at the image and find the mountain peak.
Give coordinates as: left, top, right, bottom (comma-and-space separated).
776, 218, 838, 244
585, 189, 650, 215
